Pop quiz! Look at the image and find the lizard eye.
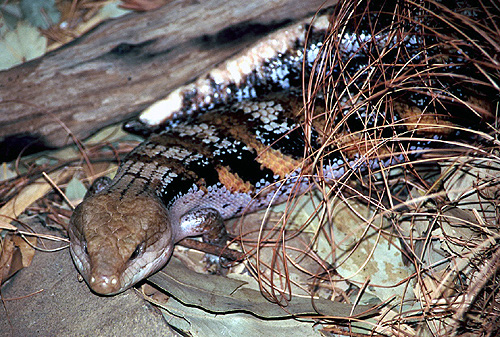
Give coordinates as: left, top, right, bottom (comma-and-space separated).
130, 242, 145, 261
83, 240, 89, 255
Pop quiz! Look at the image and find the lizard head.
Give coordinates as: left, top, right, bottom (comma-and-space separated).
68, 193, 174, 295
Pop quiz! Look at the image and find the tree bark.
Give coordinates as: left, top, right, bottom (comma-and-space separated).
0, 0, 333, 160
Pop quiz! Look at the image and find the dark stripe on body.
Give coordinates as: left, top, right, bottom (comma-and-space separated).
164, 123, 276, 188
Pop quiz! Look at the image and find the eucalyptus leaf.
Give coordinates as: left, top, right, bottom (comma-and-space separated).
98, 1, 132, 20
20, 0, 60, 29
0, 21, 46, 70
0, 4, 22, 32
441, 158, 499, 220
161, 296, 324, 337
65, 176, 88, 203
148, 257, 376, 318
0, 163, 17, 182
324, 200, 415, 303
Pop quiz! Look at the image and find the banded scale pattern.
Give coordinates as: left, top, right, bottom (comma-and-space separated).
125, 15, 330, 135
110, 94, 326, 221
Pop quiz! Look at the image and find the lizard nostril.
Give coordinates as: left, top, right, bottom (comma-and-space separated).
89, 275, 121, 295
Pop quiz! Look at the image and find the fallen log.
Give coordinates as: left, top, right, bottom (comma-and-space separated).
0, 0, 333, 161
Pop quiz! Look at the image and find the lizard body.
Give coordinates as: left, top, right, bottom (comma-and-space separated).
69, 1, 497, 295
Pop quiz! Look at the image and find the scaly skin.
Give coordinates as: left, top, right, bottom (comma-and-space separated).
69, 193, 174, 295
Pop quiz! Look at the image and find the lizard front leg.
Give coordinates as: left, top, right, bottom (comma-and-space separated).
178, 208, 229, 273
178, 208, 227, 247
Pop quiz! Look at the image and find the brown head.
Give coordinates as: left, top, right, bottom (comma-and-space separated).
68, 193, 174, 295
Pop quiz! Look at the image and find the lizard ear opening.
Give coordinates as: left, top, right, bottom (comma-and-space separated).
84, 176, 112, 198
129, 242, 146, 261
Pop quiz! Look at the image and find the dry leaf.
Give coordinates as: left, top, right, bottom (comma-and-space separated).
229, 202, 335, 299
160, 295, 326, 337
0, 169, 74, 220
148, 257, 375, 318
12, 234, 37, 268
0, 235, 15, 284
0, 234, 37, 285
324, 199, 415, 303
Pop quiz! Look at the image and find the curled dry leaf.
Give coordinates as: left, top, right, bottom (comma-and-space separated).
0, 234, 37, 285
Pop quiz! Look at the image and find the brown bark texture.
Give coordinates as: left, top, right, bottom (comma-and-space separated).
0, 0, 332, 160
